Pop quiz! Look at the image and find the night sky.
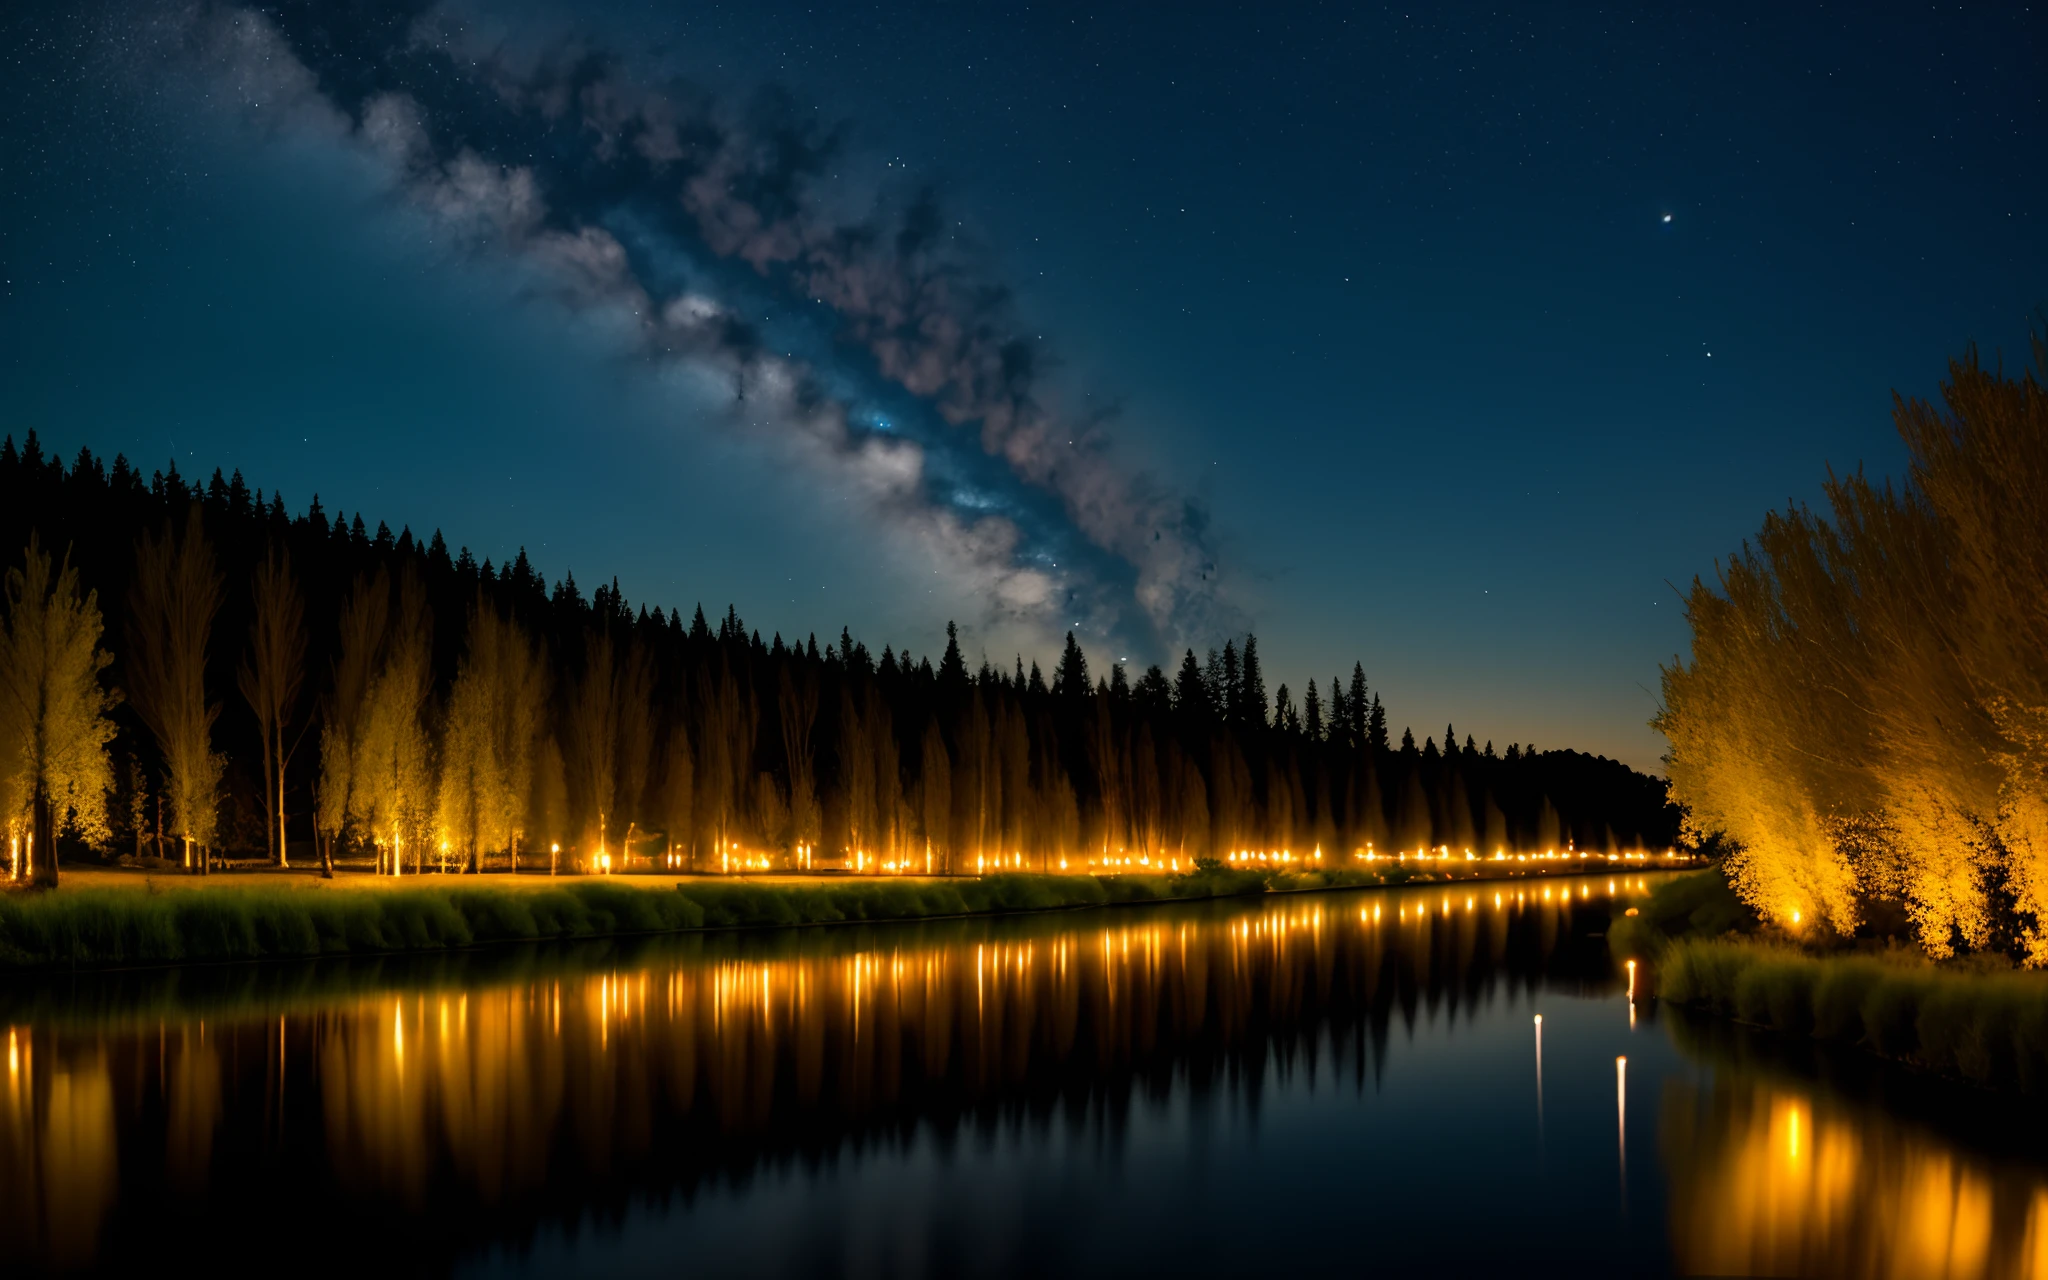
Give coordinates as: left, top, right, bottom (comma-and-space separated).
2, 1, 2042, 771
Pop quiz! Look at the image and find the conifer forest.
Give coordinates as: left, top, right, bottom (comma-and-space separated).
0, 435, 1675, 880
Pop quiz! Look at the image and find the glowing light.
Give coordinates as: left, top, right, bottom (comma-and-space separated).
1617, 1054, 1628, 1180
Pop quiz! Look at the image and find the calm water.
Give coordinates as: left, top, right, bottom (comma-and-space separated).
5, 874, 2047, 1277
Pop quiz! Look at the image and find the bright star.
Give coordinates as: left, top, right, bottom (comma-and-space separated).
1661, 213, 1673, 224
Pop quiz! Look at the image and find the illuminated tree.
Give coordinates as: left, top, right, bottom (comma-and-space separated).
776, 663, 819, 856
1663, 335, 2048, 959
317, 569, 388, 873
918, 717, 951, 871
655, 720, 694, 867
236, 546, 305, 866
0, 432, 1688, 880
0, 536, 117, 886
562, 629, 652, 862
356, 570, 433, 872
440, 599, 547, 872
696, 652, 755, 867
126, 508, 225, 871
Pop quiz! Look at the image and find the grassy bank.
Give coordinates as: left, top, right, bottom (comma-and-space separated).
1657, 939, 2048, 1091
1611, 867, 2048, 1090
1606, 864, 1754, 960
0, 866, 1302, 970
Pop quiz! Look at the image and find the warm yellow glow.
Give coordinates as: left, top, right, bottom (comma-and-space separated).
1617, 1054, 1628, 1168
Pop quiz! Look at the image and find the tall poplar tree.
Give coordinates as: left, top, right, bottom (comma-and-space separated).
127, 508, 225, 871
0, 537, 117, 887
236, 546, 305, 866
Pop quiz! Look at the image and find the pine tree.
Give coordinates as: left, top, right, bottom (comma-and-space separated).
1275, 684, 1300, 734
1239, 634, 1267, 728
1302, 678, 1323, 741
1174, 649, 1209, 721
1133, 663, 1172, 713
938, 620, 968, 693
1053, 632, 1090, 701
1219, 641, 1240, 724
1348, 664, 1370, 744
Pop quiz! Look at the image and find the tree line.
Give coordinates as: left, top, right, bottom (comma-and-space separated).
1659, 336, 2048, 962
0, 433, 1678, 883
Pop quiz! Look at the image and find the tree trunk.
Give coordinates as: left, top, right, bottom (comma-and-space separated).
30, 786, 56, 889
312, 780, 334, 879
260, 722, 277, 866
277, 724, 290, 869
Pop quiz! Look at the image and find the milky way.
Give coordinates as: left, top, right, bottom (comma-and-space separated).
173, 0, 1223, 658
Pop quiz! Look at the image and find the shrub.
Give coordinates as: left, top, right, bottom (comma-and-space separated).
1660, 936, 2048, 1090
1811, 959, 1885, 1040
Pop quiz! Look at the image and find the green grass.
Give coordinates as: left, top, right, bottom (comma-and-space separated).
1657, 937, 2048, 1090
1608, 864, 1754, 960
0, 866, 1283, 970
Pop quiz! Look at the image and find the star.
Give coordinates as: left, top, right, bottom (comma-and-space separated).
1661, 213, 1673, 224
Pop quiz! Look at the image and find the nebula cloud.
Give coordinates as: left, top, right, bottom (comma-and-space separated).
180, 0, 1223, 655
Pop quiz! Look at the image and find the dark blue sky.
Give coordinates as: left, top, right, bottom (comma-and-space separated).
2, 0, 2042, 770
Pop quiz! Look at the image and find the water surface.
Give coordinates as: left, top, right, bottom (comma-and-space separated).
5, 874, 2046, 1277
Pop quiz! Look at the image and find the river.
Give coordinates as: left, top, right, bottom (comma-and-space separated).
3, 872, 2045, 1277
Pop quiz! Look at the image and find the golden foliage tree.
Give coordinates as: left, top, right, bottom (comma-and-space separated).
358, 571, 434, 872
316, 569, 388, 872
318, 568, 433, 874
0, 537, 117, 887
1660, 337, 2048, 958
439, 598, 547, 872
776, 664, 819, 856
127, 508, 225, 871
236, 546, 305, 866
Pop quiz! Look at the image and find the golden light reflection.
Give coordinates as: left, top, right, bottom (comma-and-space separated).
1665, 1079, 2048, 1279
0, 872, 1680, 1270
1616, 1054, 1628, 1185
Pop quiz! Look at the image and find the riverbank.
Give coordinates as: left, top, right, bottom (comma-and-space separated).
1615, 869, 2048, 1091
1658, 939, 2048, 1091
0, 860, 1676, 970
0, 871, 1239, 969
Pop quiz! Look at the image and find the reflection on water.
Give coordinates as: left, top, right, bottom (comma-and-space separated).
3, 873, 2045, 1277
1659, 1007, 2048, 1280
1665, 1078, 2048, 1279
